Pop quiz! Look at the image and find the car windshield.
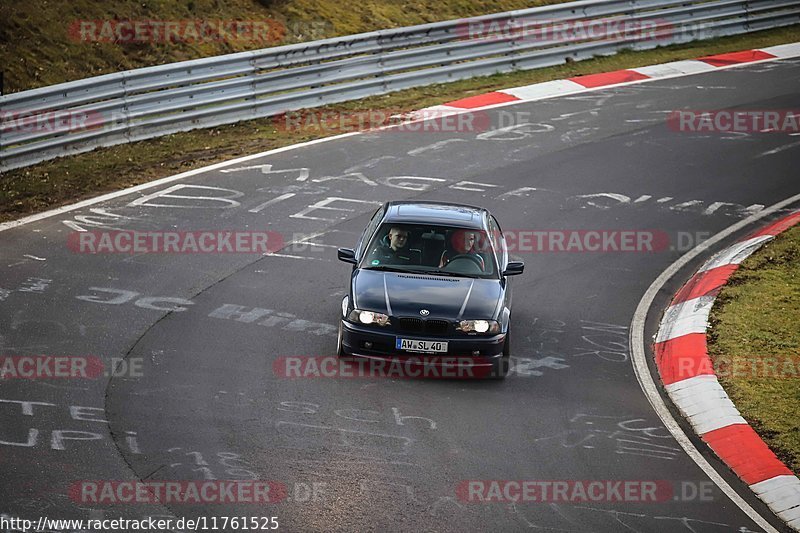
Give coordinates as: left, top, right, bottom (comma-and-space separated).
360, 223, 499, 279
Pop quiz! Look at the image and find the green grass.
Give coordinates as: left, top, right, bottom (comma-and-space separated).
708, 225, 800, 476
2, 24, 799, 222
0, 0, 556, 93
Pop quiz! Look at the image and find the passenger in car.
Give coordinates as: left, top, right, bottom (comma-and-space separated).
370, 226, 420, 265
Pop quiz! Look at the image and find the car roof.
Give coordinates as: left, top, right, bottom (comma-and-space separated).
382, 201, 487, 229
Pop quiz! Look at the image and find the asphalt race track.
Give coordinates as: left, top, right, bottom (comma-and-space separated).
1, 57, 799, 532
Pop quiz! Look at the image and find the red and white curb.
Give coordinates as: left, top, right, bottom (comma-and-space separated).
655, 211, 800, 531
401, 42, 800, 117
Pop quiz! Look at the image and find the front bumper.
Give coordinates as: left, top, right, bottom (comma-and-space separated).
341, 320, 506, 360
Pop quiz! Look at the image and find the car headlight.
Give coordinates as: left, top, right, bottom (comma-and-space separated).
456, 319, 500, 334
347, 309, 391, 326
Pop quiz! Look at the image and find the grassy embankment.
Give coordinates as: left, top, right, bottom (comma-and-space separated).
708, 225, 800, 476
0, 0, 555, 93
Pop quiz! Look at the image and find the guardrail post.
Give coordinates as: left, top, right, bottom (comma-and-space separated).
250, 54, 258, 120
744, 0, 752, 31
121, 73, 131, 142
378, 30, 389, 93
508, 14, 519, 70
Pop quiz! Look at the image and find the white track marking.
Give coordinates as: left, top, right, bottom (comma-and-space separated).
502, 79, 585, 100
630, 192, 800, 533
0, 132, 360, 233
761, 42, 800, 58
665, 375, 747, 434
697, 235, 774, 272
751, 476, 800, 529
264, 253, 331, 262
248, 193, 296, 213
631, 60, 717, 78
219, 164, 271, 174
301, 242, 340, 248
655, 296, 714, 343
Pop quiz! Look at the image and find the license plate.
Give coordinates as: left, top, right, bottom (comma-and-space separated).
396, 338, 448, 353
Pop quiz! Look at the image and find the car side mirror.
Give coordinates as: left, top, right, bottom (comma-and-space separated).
503, 261, 524, 276
338, 248, 357, 265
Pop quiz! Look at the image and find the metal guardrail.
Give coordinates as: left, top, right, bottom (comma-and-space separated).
1, 0, 798, 171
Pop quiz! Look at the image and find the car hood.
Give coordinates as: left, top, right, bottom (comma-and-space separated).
352, 269, 502, 319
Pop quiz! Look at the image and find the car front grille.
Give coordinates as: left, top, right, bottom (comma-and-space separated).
398, 317, 450, 335
425, 319, 449, 335
399, 318, 424, 332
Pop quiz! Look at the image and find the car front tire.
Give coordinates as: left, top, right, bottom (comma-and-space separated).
491, 332, 510, 379
336, 321, 347, 357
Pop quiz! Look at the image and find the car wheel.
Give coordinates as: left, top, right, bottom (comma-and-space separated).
491, 332, 510, 379
336, 321, 346, 357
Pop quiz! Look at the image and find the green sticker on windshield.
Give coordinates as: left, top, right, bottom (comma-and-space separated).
372, 260, 380, 265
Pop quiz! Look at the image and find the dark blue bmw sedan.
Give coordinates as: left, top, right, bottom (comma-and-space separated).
336, 201, 524, 378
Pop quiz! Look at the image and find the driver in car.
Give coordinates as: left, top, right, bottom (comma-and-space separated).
440, 231, 485, 271
370, 227, 418, 265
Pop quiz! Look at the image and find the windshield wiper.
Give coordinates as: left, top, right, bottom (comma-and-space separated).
363, 266, 481, 278
407, 268, 479, 278
362, 265, 408, 273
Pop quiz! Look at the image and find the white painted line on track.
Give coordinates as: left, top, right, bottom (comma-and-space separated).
631, 60, 717, 78
751, 476, 800, 529
761, 42, 800, 58
655, 296, 714, 343
0, 132, 361, 233
501, 79, 586, 100
666, 375, 747, 434
302, 242, 341, 248
265, 253, 331, 262
630, 192, 800, 533
697, 235, 774, 272
248, 192, 296, 213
